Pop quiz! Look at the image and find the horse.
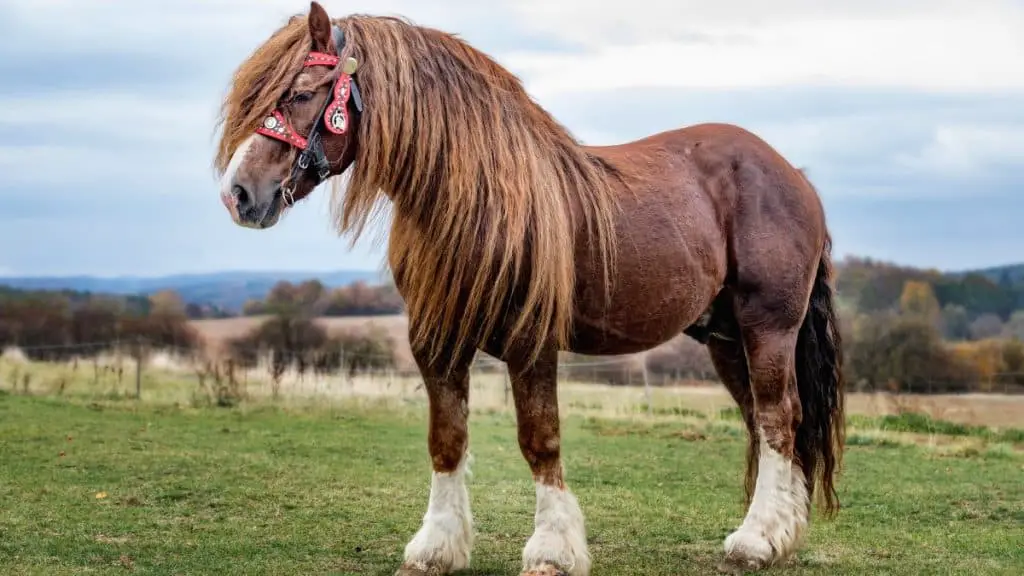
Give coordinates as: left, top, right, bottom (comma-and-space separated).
213, 3, 846, 574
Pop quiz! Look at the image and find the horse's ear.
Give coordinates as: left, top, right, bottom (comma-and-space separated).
308, 1, 333, 53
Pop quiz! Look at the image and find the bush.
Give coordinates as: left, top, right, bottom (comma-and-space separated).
333, 326, 396, 376
226, 312, 329, 373
226, 313, 396, 378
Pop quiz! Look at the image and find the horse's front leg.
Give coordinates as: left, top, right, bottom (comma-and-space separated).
395, 347, 475, 576
508, 347, 590, 576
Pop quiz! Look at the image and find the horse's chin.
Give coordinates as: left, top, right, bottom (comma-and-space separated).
237, 193, 285, 230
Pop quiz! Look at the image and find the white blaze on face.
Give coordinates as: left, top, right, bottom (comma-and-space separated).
219, 134, 256, 198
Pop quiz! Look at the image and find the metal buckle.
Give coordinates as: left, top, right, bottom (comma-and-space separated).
281, 184, 296, 207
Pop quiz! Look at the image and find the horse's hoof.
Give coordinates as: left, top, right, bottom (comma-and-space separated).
394, 562, 444, 576
716, 555, 765, 575
521, 563, 569, 576
721, 526, 776, 572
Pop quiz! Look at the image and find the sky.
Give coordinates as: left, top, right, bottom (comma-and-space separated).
1, 0, 1022, 277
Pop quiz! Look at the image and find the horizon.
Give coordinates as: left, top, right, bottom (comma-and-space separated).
0, 253, 1020, 282
2, 1, 1022, 276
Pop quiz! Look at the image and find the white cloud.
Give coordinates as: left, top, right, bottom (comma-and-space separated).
0, 92, 219, 191
503, 1, 1024, 96
895, 125, 1024, 177
0, 143, 208, 191
3, 0, 499, 59
0, 93, 216, 146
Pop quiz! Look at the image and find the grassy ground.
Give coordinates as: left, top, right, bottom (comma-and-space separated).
1, 391, 1021, 576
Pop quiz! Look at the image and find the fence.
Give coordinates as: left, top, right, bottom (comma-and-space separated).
3, 340, 1024, 416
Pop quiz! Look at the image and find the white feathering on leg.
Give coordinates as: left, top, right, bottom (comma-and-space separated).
401, 452, 474, 572
522, 481, 590, 576
723, 429, 809, 568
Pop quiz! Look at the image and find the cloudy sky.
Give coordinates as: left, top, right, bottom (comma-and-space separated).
1, 0, 1022, 277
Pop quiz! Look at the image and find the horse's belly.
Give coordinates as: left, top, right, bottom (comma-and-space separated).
569, 249, 720, 355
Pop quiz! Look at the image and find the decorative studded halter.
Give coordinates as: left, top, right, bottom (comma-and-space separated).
255, 25, 364, 206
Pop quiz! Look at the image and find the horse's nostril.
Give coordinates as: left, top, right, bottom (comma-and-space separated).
232, 184, 251, 208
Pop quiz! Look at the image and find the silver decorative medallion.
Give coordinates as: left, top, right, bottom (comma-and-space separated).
263, 116, 279, 130
330, 108, 346, 132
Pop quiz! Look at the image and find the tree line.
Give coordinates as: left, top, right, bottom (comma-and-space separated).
4, 258, 1024, 395
841, 278, 1024, 394
240, 279, 403, 317
836, 257, 1024, 324
0, 287, 200, 360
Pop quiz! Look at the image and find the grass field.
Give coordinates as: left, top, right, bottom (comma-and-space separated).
1, 383, 1022, 575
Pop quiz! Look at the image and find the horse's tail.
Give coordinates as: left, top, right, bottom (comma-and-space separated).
794, 233, 846, 517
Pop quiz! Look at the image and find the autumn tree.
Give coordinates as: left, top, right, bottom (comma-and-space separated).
149, 290, 186, 316
264, 281, 298, 314
899, 280, 940, 324
242, 298, 268, 316
293, 279, 327, 313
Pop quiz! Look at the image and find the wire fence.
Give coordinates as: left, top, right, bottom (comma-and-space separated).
2, 339, 1024, 418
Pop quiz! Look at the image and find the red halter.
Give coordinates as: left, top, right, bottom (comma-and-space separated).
250, 26, 363, 206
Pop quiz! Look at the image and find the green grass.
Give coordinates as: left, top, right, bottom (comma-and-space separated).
0, 392, 1021, 575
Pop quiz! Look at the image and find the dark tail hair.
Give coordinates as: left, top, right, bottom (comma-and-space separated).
794, 234, 846, 517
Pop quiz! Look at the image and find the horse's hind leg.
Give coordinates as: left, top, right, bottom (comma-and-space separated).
703, 294, 759, 505
395, 345, 475, 576
720, 276, 815, 571
508, 347, 589, 576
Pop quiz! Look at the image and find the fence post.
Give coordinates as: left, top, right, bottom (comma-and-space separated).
134, 336, 143, 400
642, 354, 652, 416
503, 371, 510, 407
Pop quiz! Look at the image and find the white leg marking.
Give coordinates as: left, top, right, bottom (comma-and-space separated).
218, 134, 256, 195
723, 429, 809, 568
522, 481, 590, 576
401, 453, 474, 573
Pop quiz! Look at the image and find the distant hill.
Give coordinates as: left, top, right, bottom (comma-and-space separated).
963, 263, 1024, 285
0, 269, 387, 313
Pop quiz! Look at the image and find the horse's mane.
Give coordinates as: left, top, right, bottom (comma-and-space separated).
215, 14, 620, 371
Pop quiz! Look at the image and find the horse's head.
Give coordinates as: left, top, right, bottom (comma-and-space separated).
217, 2, 362, 229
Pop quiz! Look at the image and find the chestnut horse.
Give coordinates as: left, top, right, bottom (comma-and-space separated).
213, 3, 845, 574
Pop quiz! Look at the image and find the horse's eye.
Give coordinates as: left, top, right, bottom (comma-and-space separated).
291, 91, 314, 104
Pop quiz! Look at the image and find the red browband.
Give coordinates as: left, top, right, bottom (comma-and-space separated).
254, 51, 354, 148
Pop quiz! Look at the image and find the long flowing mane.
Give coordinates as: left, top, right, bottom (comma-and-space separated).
215, 14, 621, 370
